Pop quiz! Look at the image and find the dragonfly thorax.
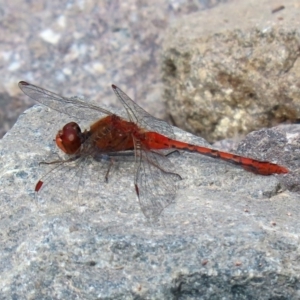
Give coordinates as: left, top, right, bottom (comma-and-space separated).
89, 115, 140, 152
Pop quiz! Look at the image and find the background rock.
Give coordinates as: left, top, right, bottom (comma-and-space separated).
0, 0, 225, 138
162, 0, 300, 143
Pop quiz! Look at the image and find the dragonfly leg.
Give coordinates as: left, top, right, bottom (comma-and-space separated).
105, 157, 115, 183
165, 149, 180, 157
39, 155, 80, 166
163, 169, 182, 181
147, 152, 182, 181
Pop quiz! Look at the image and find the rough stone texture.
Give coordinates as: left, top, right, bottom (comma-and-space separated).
0, 96, 298, 298
0, 0, 226, 138
242, 124, 300, 194
162, 0, 300, 143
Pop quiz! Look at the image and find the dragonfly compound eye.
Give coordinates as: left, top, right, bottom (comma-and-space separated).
55, 122, 82, 154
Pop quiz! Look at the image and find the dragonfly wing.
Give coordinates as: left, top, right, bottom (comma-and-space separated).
111, 84, 175, 139
133, 138, 180, 219
19, 81, 112, 121
34, 155, 91, 216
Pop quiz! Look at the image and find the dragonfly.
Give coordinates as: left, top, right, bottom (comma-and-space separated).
18, 81, 289, 219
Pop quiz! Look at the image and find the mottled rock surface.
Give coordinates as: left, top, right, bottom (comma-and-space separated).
0, 98, 298, 299
162, 0, 300, 142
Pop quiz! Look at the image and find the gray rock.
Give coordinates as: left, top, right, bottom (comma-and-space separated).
162, 0, 300, 143
0, 95, 298, 299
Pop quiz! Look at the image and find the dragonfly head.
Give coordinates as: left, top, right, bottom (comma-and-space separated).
55, 122, 82, 154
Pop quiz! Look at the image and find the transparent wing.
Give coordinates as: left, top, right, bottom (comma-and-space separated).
32, 118, 141, 217
111, 84, 175, 139
19, 81, 112, 121
34, 156, 90, 215
133, 138, 181, 219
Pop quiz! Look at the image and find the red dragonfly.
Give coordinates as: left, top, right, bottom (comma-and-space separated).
19, 81, 288, 219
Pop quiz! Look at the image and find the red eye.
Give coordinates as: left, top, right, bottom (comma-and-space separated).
55, 122, 82, 154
